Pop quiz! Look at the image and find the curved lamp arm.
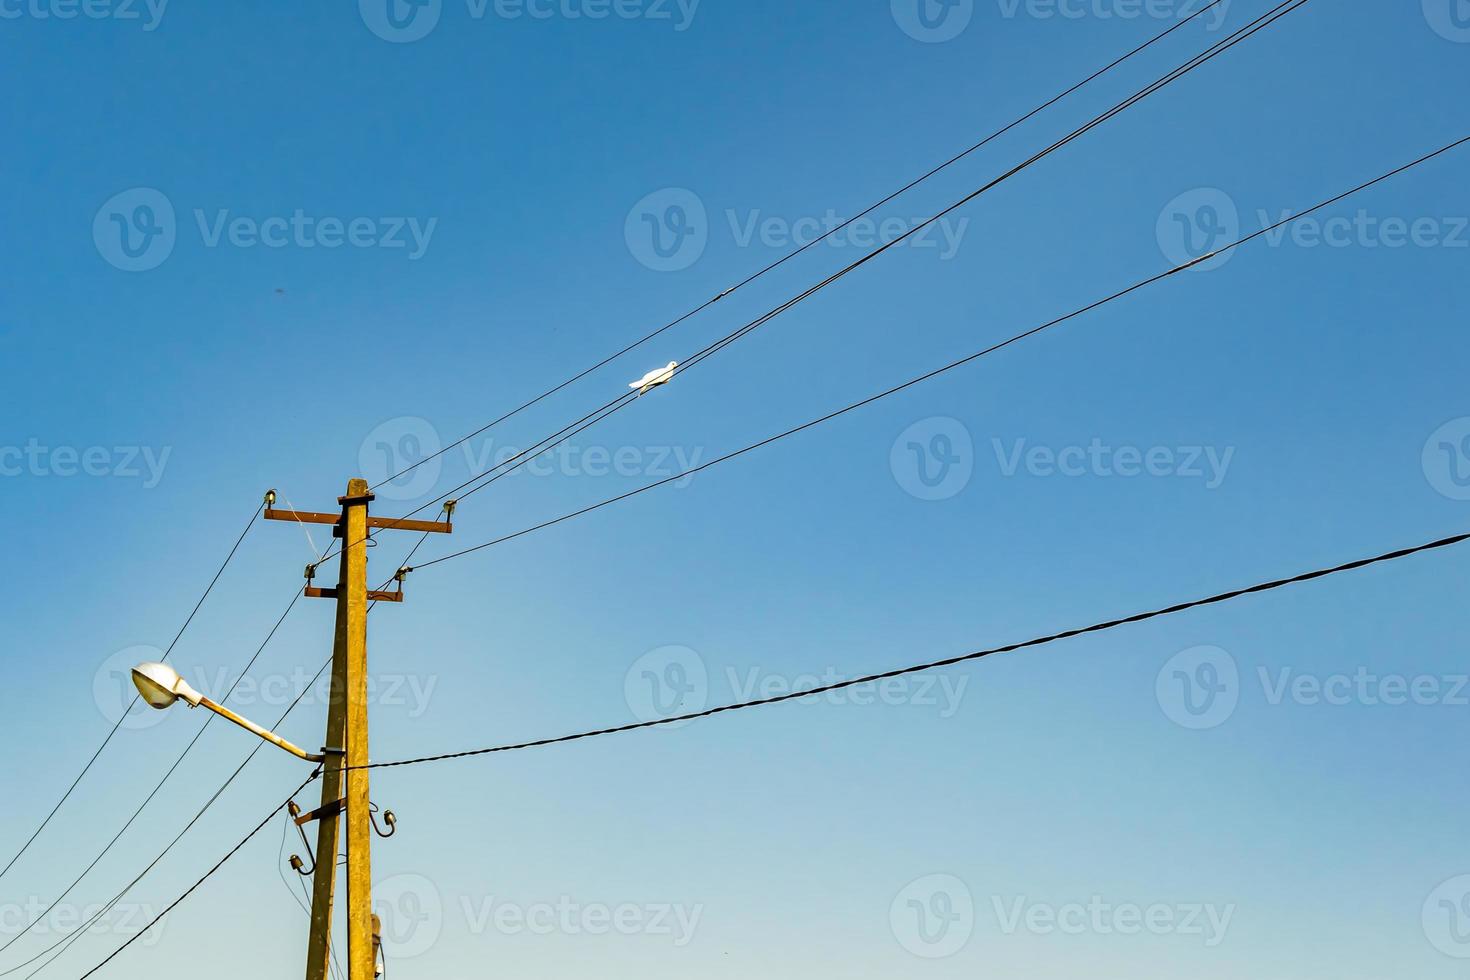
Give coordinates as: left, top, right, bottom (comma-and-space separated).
131, 662, 324, 763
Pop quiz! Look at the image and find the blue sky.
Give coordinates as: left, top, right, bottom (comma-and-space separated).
2, 1, 1469, 977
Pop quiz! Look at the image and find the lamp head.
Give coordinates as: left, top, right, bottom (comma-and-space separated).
131, 662, 203, 710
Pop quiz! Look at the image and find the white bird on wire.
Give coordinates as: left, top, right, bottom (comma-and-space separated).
630, 361, 677, 395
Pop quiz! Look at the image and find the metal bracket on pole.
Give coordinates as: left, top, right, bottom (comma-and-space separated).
369, 802, 397, 838
287, 802, 319, 876
295, 798, 346, 827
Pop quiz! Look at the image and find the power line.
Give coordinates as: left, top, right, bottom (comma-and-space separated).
368, 0, 1230, 495
60, 525, 1470, 975
0, 586, 306, 963
413, 133, 1469, 572
5, 655, 334, 979
0, 499, 264, 889
74, 773, 321, 980
327, 0, 1304, 568
21, 513, 384, 974
11, 526, 366, 974
363, 530, 1470, 770
417, 0, 1306, 517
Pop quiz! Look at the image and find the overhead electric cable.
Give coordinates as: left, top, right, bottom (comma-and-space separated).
413, 134, 1469, 572
73, 773, 321, 980
0, 587, 306, 960
368, 0, 1230, 495
66, 528, 1470, 976
0, 500, 264, 888
322, 0, 1304, 569
366, 530, 1470, 770
417, 0, 1308, 520
6, 657, 333, 979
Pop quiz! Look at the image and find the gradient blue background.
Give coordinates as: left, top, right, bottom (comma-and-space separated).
2, 0, 1468, 977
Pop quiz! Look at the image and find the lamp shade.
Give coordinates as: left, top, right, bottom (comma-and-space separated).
131, 662, 204, 709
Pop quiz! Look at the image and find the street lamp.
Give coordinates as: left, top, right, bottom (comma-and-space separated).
130, 661, 324, 763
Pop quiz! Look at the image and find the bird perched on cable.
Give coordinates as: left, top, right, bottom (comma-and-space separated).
630, 361, 677, 395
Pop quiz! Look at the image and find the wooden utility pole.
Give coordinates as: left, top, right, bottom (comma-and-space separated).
266, 480, 452, 979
